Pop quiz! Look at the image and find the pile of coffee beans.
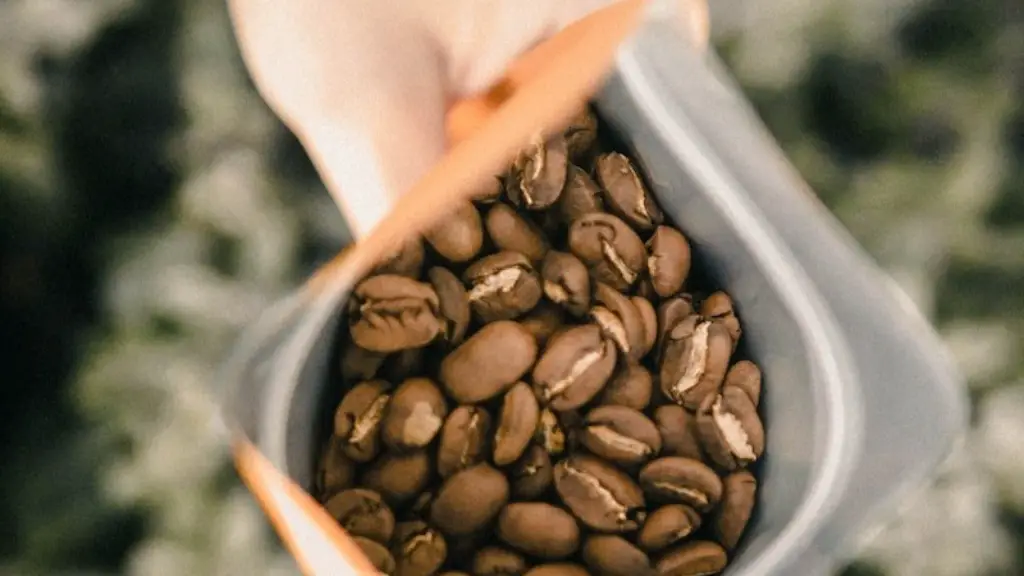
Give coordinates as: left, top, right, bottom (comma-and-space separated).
315, 107, 766, 576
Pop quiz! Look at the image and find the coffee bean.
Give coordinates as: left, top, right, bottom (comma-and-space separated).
354, 536, 397, 574
441, 321, 537, 404
437, 406, 492, 478
723, 360, 761, 408
510, 444, 553, 500
473, 546, 530, 576
700, 291, 741, 350
334, 380, 391, 462
362, 450, 432, 507
565, 107, 599, 164
713, 470, 757, 551
580, 405, 662, 466
554, 454, 645, 533
638, 457, 722, 512
324, 488, 395, 544
316, 436, 355, 500
659, 315, 731, 410
595, 153, 663, 231
428, 267, 471, 346
465, 251, 543, 322
654, 541, 727, 576
532, 325, 617, 411
535, 408, 567, 456
568, 213, 646, 292
393, 520, 448, 576
560, 166, 605, 223
696, 387, 765, 471
340, 343, 387, 383
630, 296, 658, 359
646, 227, 691, 298
431, 463, 510, 537
599, 363, 653, 411
374, 237, 426, 279
521, 301, 568, 347
525, 564, 591, 576
381, 378, 448, 452
654, 297, 694, 364
542, 251, 592, 317
409, 490, 435, 519
494, 382, 541, 466
635, 277, 659, 302
653, 405, 704, 462
498, 502, 581, 559
473, 175, 505, 205
591, 283, 646, 362
637, 505, 702, 553
486, 203, 551, 264
381, 347, 428, 383
581, 535, 655, 576
349, 275, 443, 353
424, 200, 484, 263
508, 135, 568, 210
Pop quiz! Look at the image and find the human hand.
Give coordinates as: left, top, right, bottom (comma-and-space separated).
227, 0, 709, 238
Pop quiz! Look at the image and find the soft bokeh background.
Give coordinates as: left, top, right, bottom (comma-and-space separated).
2, 0, 1021, 574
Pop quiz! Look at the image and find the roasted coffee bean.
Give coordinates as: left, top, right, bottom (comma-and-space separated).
465, 251, 543, 322
582, 535, 655, 576
636, 277, 659, 302
362, 450, 432, 507
473, 546, 530, 576
654, 297, 694, 364
696, 386, 765, 471
374, 238, 427, 279
497, 502, 581, 559
431, 463, 510, 537
568, 213, 646, 292
724, 360, 762, 408
409, 490, 436, 519
381, 347, 427, 383
580, 405, 662, 466
349, 275, 442, 353
599, 363, 653, 411
713, 470, 757, 551
473, 175, 505, 205
508, 135, 568, 210
437, 406, 492, 478
653, 405, 704, 462
441, 321, 537, 404
494, 382, 541, 466
354, 536, 397, 574
486, 203, 551, 264
316, 436, 355, 500
535, 408, 567, 456
542, 251, 592, 317
428, 267, 471, 346
595, 153, 663, 231
393, 520, 448, 576
553, 454, 645, 533
565, 107, 599, 163
532, 325, 617, 411
510, 444, 554, 500
382, 378, 448, 452
521, 301, 568, 347
646, 227, 691, 298
334, 380, 391, 462
638, 457, 722, 512
655, 541, 727, 576
448, 532, 489, 569
630, 296, 658, 359
424, 201, 485, 263
591, 283, 646, 361
557, 409, 586, 452
340, 343, 386, 383
324, 488, 395, 544
525, 564, 591, 576
700, 291, 741, 349
659, 315, 731, 410
637, 505, 702, 553
560, 166, 605, 223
